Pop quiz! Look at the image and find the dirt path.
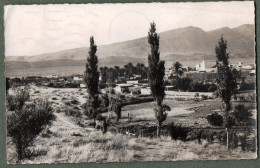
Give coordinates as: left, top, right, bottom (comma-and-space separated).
54, 112, 96, 132
55, 113, 81, 129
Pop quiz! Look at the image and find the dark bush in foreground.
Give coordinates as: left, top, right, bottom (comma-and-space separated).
6, 88, 30, 111
7, 99, 55, 162
206, 112, 223, 126
6, 94, 16, 111
167, 122, 189, 141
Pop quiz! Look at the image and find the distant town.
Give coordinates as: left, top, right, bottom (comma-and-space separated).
7, 60, 255, 100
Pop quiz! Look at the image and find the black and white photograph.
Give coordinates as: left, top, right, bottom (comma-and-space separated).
4, 1, 257, 164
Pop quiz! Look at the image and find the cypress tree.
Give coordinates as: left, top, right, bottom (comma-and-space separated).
215, 35, 237, 150
84, 36, 100, 120
148, 22, 170, 137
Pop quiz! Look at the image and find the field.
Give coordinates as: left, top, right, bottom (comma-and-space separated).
6, 85, 257, 163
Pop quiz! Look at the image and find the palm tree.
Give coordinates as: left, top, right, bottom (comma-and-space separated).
114, 66, 120, 80
173, 61, 183, 79
124, 62, 134, 79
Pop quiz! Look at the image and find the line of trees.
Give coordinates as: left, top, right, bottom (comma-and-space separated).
99, 62, 148, 85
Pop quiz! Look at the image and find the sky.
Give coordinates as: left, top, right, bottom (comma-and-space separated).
4, 1, 254, 56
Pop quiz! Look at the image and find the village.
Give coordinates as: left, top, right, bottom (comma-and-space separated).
7, 60, 256, 100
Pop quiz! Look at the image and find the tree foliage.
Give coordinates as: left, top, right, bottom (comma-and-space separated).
173, 61, 183, 79
148, 22, 170, 137
215, 35, 237, 127
84, 36, 100, 119
7, 88, 55, 162
148, 22, 165, 106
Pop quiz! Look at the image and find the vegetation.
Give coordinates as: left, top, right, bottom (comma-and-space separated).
7, 88, 55, 162
231, 104, 252, 126
172, 61, 183, 79
5, 22, 256, 164
215, 35, 237, 149
206, 112, 224, 126
84, 36, 100, 120
168, 122, 189, 141
6, 87, 30, 111
147, 22, 171, 137
99, 63, 148, 85
6, 77, 10, 94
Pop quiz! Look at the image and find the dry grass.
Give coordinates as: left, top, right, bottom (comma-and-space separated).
6, 86, 257, 164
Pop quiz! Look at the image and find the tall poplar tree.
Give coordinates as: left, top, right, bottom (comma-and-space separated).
148, 22, 170, 137
215, 35, 237, 150
84, 36, 100, 120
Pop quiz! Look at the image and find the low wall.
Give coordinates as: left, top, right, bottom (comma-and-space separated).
141, 88, 214, 99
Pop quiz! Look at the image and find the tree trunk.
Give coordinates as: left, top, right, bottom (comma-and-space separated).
157, 122, 161, 138
16, 133, 23, 163
226, 127, 229, 151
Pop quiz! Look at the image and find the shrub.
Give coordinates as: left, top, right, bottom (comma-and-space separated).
101, 94, 109, 107
239, 134, 247, 151
52, 97, 58, 100
231, 104, 252, 126
234, 94, 238, 101
194, 93, 199, 98
99, 83, 107, 89
131, 90, 141, 95
34, 90, 40, 94
95, 114, 107, 134
229, 131, 239, 149
7, 99, 55, 162
6, 94, 16, 111
168, 122, 189, 141
109, 88, 115, 94
70, 99, 80, 105
201, 95, 208, 100
206, 112, 223, 126
6, 87, 30, 111
84, 107, 96, 119
65, 107, 81, 117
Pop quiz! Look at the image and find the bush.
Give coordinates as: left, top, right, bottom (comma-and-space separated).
65, 107, 81, 117
6, 94, 16, 111
52, 97, 58, 100
7, 99, 55, 162
84, 107, 97, 119
6, 87, 30, 111
168, 122, 189, 141
70, 99, 80, 105
229, 131, 239, 149
201, 95, 208, 100
95, 114, 107, 134
206, 112, 223, 126
231, 104, 252, 126
131, 90, 141, 95
109, 88, 115, 94
239, 82, 256, 91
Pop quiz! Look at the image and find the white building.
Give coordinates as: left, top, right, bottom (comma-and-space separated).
195, 60, 206, 71
73, 77, 83, 81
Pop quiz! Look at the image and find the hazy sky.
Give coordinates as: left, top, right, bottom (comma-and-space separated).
4, 1, 254, 56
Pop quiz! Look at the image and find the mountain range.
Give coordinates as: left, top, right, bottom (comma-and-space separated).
5, 24, 255, 77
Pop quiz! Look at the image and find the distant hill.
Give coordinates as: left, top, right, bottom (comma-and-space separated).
5, 24, 255, 77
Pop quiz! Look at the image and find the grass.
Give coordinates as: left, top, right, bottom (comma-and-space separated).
6, 85, 257, 164
19, 131, 256, 164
